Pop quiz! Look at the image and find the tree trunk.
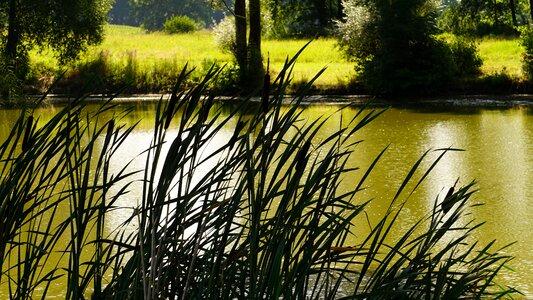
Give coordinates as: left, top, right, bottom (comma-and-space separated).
234, 0, 247, 83
529, 0, 533, 22
314, 0, 328, 27
247, 0, 264, 89
6, 0, 19, 61
510, 0, 517, 26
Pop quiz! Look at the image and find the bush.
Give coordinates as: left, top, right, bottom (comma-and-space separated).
447, 36, 483, 77
336, 0, 459, 94
361, 38, 457, 94
520, 25, 533, 79
163, 15, 197, 34
334, 2, 376, 67
336, 0, 485, 95
213, 15, 236, 54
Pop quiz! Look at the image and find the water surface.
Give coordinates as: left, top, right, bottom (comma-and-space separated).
0, 101, 531, 297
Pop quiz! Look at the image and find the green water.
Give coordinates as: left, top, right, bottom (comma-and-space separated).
0, 102, 531, 297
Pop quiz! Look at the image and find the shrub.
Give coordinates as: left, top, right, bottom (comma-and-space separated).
163, 15, 197, 34
447, 36, 483, 77
520, 25, 533, 79
336, 0, 459, 94
334, 2, 376, 73
361, 38, 457, 94
336, 0, 485, 94
213, 15, 236, 54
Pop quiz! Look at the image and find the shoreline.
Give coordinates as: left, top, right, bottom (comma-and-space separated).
33, 93, 533, 108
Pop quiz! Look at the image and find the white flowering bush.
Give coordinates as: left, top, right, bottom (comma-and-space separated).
213, 15, 236, 54
334, 0, 377, 68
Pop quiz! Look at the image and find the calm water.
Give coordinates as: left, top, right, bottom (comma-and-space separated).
0, 102, 531, 297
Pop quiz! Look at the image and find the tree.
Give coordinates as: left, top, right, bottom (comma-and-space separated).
438, 0, 528, 36
233, 0, 264, 91
336, 0, 461, 94
269, 0, 344, 37
108, 0, 138, 26
1, 0, 112, 77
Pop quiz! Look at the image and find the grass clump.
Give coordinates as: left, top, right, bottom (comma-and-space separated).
0, 55, 521, 299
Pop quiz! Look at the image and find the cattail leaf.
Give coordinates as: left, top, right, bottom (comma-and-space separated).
22, 115, 34, 152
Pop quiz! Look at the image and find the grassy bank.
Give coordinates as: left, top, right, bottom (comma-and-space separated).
26, 25, 525, 94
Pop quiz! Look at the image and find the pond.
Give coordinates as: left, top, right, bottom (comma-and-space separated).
0, 100, 531, 298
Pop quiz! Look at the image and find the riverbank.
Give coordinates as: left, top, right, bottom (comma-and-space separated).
19, 25, 530, 98
35, 93, 533, 109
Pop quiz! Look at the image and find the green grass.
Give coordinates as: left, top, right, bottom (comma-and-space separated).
477, 36, 524, 77
263, 37, 355, 88
27, 24, 525, 93
28, 25, 354, 92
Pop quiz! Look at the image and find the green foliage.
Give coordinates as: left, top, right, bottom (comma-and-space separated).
448, 36, 483, 76
0, 0, 111, 63
520, 25, 533, 79
0, 54, 520, 299
108, 0, 137, 26
362, 38, 457, 94
67, 50, 113, 93
163, 15, 198, 34
213, 16, 236, 54
335, 2, 376, 67
336, 0, 461, 94
130, 0, 221, 31
0, 56, 23, 102
268, 0, 343, 37
0, 0, 111, 85
438, 0, 523, 36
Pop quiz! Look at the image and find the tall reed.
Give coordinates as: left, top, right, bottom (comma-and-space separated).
0, 55, 520, 299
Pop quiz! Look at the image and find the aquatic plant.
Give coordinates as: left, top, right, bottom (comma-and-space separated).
0, 55, 520, 299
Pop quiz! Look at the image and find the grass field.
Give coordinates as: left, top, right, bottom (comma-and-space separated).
28, 24, 524, 93
477, 36, 523, 77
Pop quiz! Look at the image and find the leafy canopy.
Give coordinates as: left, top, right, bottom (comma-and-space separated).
0, 0, 112, 65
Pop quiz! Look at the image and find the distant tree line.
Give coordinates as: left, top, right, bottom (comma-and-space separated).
108, 0, 226, 30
